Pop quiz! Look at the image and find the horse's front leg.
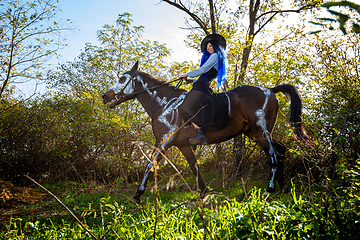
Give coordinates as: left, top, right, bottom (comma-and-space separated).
132, 147, 165, 204
132, 162, 154, 204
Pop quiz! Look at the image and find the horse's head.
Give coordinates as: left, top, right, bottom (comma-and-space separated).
102, 61, 139, 108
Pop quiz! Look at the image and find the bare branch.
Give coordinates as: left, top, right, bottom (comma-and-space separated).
24, 175, 99, 240
161, 0, 210, 35
255, 3, 316, 22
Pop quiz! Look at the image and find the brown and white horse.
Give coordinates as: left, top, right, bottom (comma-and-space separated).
102, 61, 312, 203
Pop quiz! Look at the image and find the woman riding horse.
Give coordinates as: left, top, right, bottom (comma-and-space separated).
179, 33, 228, 145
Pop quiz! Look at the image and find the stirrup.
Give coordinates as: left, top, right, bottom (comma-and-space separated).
189, 129, 207, 145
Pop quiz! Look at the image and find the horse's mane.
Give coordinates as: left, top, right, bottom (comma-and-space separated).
137, 71, 184, 92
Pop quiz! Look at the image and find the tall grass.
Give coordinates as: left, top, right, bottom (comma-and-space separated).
2, 181, 359, 240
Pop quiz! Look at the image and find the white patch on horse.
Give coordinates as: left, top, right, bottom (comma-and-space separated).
269, 167, 277, 189
158, 93, 187, 149
156, 96, 167, 106
136, 75, 158, 98
255, 87, 277, 164
109, 74, 135, 95
225, 93, 231, 115
135, 73, 187, 155
151, 90, 157, 98
139, 162, 153, 191
136, 75, 170, 108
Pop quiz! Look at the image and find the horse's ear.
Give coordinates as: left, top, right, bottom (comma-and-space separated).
130, 61, 139, 73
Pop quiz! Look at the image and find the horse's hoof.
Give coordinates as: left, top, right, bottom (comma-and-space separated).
130, 197, 140, 205
262, 191, 270, 200
266, 186, 275, 193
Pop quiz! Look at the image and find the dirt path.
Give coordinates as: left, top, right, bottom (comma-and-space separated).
0, 180, 46, 224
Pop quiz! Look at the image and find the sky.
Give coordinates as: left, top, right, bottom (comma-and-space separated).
17, 0, 323, 97
55, 0, 200, 64
18, 0, 207, 97
51, 0, 342, 66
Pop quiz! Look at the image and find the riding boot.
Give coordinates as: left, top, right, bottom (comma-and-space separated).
189, 128, 208, 145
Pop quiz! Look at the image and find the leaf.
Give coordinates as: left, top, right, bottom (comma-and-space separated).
317, 18, 337, 22
353, 23, 360, 33
309, 21, 326, 26
322, 1, 360, 15
327, 9, 349, 34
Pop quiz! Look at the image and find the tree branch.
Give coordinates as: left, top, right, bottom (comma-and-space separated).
161, 0, 210, 35
255, 3, 316, 22
208, 0, 216, 33
254, 12, 279, 36
24, 175, 99, 240
0, 24, 16, 97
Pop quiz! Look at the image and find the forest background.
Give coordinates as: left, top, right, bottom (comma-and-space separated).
0, 0, 360, 239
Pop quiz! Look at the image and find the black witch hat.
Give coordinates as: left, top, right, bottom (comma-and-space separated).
200, 33, 226, 51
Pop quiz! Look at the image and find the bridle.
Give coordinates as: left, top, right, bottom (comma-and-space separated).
114, 73, 183, 102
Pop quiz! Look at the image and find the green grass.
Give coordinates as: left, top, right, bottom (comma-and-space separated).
0, 186, 336, 239
1, 170, 360, 240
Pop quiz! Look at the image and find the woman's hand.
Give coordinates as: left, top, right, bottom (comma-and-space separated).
179, 73, 193, 84
179, 74, 188, 79
185, 79, 193, 84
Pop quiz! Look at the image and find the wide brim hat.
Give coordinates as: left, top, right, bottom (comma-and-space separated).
200, 33, 226, 51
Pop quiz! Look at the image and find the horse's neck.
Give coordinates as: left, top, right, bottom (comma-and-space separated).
135, 73, 185, 118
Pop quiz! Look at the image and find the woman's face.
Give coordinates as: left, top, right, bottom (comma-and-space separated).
207, 42, 215, 54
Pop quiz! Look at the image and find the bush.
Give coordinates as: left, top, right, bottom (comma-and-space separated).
0, 94, 149, 184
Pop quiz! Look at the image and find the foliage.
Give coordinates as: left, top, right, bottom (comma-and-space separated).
310, 1, 360, 34
0, 12, 175, 184
1, 179, 359, 239
301, 32, 360, 163
48, 12, 170, 97
0, 93, 146, 184
1, 2, 360, 239
0, 0, 72, 97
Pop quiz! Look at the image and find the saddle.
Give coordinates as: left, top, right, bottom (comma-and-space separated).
194, 91, 230, 131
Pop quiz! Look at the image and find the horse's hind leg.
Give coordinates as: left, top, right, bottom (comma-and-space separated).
246, 123, 283, 193
273, 141, 287, 192
178, 145, 207, 195
254, 136, 280, 192
255, 138, 287, 193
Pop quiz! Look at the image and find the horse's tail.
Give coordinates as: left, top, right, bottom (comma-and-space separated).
271, 84, 314, 147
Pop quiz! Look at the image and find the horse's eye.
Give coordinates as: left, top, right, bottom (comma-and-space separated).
119, 76, 126, 83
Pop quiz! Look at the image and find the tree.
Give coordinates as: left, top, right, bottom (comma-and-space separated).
161, 0, 319, 85
0, 11, 173, 183
48, 13, 170, 97
0, 0, 72, 98
305, 32, 360, 159
41, 13, 173, 182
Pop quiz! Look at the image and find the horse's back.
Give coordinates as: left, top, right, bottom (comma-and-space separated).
227, 85, 279, 124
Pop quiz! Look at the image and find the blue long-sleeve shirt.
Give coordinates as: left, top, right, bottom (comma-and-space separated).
188, 53, 218, 80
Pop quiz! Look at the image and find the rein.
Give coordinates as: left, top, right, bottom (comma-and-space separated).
133, 77, 183, 95
115, 77, 183, 101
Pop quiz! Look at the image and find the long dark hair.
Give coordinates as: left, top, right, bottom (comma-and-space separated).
200, 40, 228, 87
